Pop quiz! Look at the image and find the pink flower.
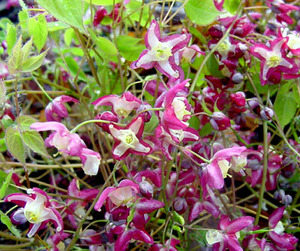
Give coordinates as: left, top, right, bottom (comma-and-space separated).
206, 215, 254, 251
115, 227, 153, 251
213, 0, 224, 11
108, 116, 152, 160
131, 20, 191, 79
204, 146, 248, 189
5, 188, 63, 238
65, 179, 99, 228
30, 122, 101, 175
268, 207, 298, 250
45, 95, 79, 122
266, 0, 299, 25
250, 38, 297, 85
94, 179, 140, 211
148, 238, 180, 251
92, 91, 142, 118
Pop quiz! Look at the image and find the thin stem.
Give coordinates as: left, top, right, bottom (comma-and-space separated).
255, 120, 269, 225
32, 76, 53, 101
70, 119, 124, 133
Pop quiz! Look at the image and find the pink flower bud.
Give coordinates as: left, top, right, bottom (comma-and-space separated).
173, 197, 188, 214
210, 112, 231, 131
95, 111, 118, 133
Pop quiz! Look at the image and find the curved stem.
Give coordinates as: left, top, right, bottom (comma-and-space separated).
70, 119, 124, 133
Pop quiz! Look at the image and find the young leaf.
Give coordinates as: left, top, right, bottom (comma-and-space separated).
8, 36, 23, 74
21, 48, 49, 72
0, 210, 21, 238
5, 127, 26, 164
224, 0, 241, 14
116, 35, 145, 61
6, 23, 17, 55
0, 171, 12, 199
36, 0, 85, 32
18, 10, 29, 32
22, 131, 49, 157
21, 37, 33, 61
185, 0, 220, 26
28, 15, 48, 52
16, 116, 37, 131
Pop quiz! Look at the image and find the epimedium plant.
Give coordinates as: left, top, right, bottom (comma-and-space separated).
0, 0, 299, 250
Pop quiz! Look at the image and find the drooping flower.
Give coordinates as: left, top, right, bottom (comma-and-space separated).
131, 19, 191, 79
94, 179, 140, 211
204, 146, 248, 190
206, 215, 254, 251
250, 38, 297, 85
45, 95, 79, 122
65, 179, 99, 229
268, 207, 298, 250
5, 188, 63, 238
266, 0, 299, 25
108, 116, 152, 160
30, 122, 101, 175
92, 91, 142, 118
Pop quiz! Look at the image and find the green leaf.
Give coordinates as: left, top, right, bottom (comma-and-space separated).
125, 1, 151, 27
199, 122, 213, 137
65, 56, 87, 81
6, 23, 17, 55
89, 29, 118, 57
144, 114, 159, 133
185, 0, 220, 26
64, 28, 75, 47
8, 36, 23, 74
18, 10, 29, 32
224, 0, 241, 14
188, 116, 200, 131
5, 127, 26, 164
189, 26, 207, 44
206, 54, 223, 78
22, 131, 49, 157
0, 18, 13, 30
84, 0, 121, 5
0, 170, 19, 195
116, 35, 145, 61
21, 38, 33, 61
274, 92, 297, 128
28, 15, 48, 52
22, 48, 49, 72
0, 210, 21, 237
36, 0, 85, 32
16, 115, 37, 131
0, 138, 7, 152
0, 171, 12, 199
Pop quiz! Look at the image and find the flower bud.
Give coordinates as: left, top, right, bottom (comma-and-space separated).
45, 95, 79, 122
136, 103, 153, 122
260, 107, 273, 121
139, 180, 153, 199
95, 111, 118, 133
173, 197, 188, 214
282, 194, 292, 206
230, 92, 246, 107
210, 112, 231, 131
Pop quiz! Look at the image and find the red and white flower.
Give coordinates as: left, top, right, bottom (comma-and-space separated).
131, 20, 191, 79
5, 188, 63, 238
